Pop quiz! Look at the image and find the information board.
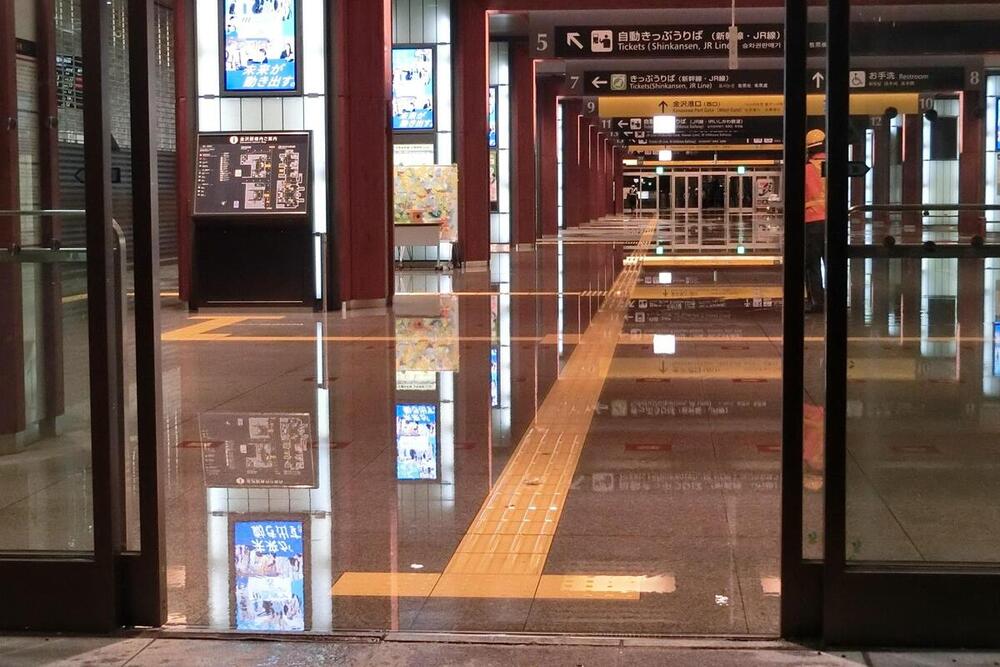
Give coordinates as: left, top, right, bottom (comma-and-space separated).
605, 116, 782, 146
221, 0, 300, 94
554, 25, 784, 58
199, 412, 316, 488
194, 132, 310, 216
582, 70, 784, 95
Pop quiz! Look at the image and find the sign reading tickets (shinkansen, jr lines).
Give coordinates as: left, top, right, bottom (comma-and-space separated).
222, 0, 300, 94
194, 132, 310, 215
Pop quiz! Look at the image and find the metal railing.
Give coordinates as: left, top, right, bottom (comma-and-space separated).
845, 203, 1000, 259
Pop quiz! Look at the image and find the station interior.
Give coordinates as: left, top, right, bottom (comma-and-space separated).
3, 0, 1000, 644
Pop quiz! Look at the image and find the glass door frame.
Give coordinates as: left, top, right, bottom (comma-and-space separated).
782, 0, 1000, 647
0, 0, 166, 632
672, 172, 700, 212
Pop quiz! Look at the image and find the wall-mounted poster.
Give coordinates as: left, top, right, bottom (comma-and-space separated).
392, 47, 435, 130
994, 322, 1000, 376
489, 150, 499, 211
221, 0, 300, 95
393, 165, 458, 241
396, 404, 438, 481
488, 86, 498, 148
199, 412, 316, 488
194, 132, 310, 216
232, 518, 307, 631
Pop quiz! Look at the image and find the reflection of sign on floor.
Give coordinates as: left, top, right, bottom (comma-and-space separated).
200, 413, 316, 488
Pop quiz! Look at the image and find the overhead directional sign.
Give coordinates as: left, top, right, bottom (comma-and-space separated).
599, 93, 920, 118
555, 24, 784, 58
602, 116, 783, 147
806, 67, 966, 92
582, 70, 784, 95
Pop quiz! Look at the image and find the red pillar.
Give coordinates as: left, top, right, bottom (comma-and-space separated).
536, 77, 559, 237
0, 0, 25, 439
455, 0, 490, 264
511, 39, 536, 247
959, 90, 985, 235
562, 99, 582, 227
613, 147, 624, 215
604, 138, 613, 214
901, 114, 923, 229
334, 0, 392, 304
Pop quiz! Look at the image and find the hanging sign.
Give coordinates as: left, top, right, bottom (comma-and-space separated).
554, 24, 784, 58
582, 70, 784, 95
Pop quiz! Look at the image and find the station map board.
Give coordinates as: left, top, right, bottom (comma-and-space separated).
194, 132, 310, 216
199, 412, 317, 488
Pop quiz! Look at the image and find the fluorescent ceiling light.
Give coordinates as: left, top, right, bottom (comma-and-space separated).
658, 150, 673, 162
658, 271, 672, 284
653, 115, 677, 134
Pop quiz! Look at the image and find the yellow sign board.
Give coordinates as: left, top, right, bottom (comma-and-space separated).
601, 93, 919, 118
631, 285, 784, 300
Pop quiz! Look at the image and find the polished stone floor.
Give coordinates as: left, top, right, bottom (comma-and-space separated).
3, 213, 1000, 637
2, 635, 999, 667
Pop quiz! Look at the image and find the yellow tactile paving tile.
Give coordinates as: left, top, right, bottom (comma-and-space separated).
331, 572, 440, 597
161, 315, 285, 341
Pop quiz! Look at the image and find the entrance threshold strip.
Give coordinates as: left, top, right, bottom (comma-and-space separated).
332, 221, 666, 602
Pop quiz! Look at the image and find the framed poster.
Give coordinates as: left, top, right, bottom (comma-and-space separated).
194, 132, 310, 217
395, 404, 438, 481
489, 150, 499, 212
393, 165, 458, 241
220, 0, 301, 95
231, 516, 309, 631
392, 47, 436, 131
488, 86, 499, 148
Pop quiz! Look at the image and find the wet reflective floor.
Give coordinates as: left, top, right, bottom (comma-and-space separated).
156, 217, 782, 634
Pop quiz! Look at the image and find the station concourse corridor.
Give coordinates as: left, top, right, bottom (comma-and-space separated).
4, 0, 1000, 653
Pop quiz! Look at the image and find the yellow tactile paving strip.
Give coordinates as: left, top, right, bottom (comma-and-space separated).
332, 221, 660, 601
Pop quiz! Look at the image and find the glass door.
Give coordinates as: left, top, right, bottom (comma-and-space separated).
0, 0, 165, 632
700, 173, 726, 211
672, 174, 700, 212
816, 0, 1000, 646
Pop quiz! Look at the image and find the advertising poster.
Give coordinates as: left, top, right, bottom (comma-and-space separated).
395, 295, 460, 372
489, 150, 499, 211
199, 413, 316, 488
488, 86, 499, 148
232, 519, 306, 631
490, 346, 500, 408
222, 0, 298, 94
393, 165, 459, 242
396, 404, 438, 481
392, 47, 435, 130
994, 322, 1000, 376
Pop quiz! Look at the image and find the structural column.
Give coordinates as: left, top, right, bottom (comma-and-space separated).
536, 76, 559, 237
561, 99, 582, 228
455, 0, 490, 264
901, 113, 923, 228
0, 0, 25, 441
613, 147, 624, 214
333, 0, 393, 304
511, 39, 536, 247
959, 89, 986, 235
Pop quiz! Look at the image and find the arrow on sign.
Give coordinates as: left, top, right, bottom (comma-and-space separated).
812, 72, 825, 89
658, 101, 668, 112
617, 120, 628, 129
848, 160, 871, 177
567, 32, 584, 49
591, 76, 608, 89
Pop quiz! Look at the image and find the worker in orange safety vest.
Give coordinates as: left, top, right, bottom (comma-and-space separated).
804, 129, 827, 314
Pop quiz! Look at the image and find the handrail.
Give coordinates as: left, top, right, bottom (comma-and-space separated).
0, 209, 87, 217
848, 204, 1000, 214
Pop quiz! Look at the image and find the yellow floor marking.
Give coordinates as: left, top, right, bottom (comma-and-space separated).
631, 285, 784, 300
331, 573, 439, 597
331, 221, 659, 601
161, 315, 285, 341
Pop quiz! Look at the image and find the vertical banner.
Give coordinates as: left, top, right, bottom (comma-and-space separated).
221, 0, 301, 94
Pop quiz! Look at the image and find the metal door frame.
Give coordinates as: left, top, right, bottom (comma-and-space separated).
0, 0, 165, 632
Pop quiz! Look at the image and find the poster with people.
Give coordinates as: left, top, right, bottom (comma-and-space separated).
232, 520, 306, 631
392, 47, 435, 130
488, 86, 498, 148
222, 0, 298, 93
396, 404, 438, 481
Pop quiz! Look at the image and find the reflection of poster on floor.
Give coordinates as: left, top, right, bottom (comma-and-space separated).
393, 165, 459, 242
395, 295, 460, 372
396, 404, 438, 481
232, 519, 307, 631
199, 413, 316, 488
